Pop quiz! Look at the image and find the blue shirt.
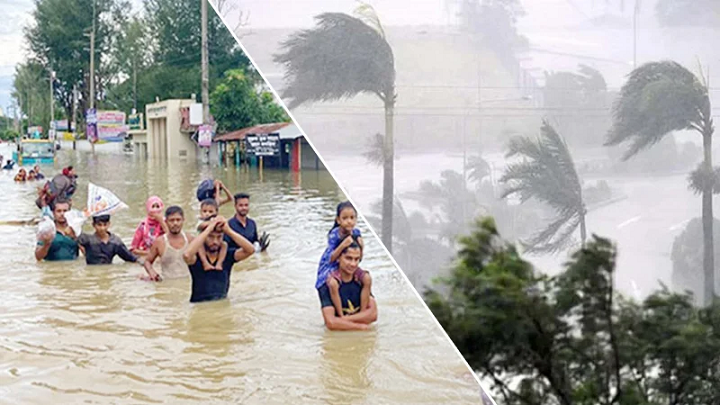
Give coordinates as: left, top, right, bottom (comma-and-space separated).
188, 248, 238, 303
225, 216, 258, 248
315, 227, 362, 289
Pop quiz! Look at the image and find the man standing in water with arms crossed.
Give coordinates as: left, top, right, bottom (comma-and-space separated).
319, 242, 377, 331
183, 215, 255, 303
142, 206, 191, 281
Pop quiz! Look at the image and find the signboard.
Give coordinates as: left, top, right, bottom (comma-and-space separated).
51, 120, 76, 132
128, 113, 144, 130
86, 109, 98, 143
97, 110, 127, 142
189, 103, 203, 126
245, 133, 280, 157
198, 124, 213, 147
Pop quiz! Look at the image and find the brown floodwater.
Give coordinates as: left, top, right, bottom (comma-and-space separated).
0, 145, 484, 404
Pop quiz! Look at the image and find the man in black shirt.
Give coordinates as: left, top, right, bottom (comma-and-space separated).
77, 215, 140, 265
183, 215, 255, 303
225, 192, 270, 252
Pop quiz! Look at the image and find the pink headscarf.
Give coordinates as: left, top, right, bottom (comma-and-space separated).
131, 196, 165, 251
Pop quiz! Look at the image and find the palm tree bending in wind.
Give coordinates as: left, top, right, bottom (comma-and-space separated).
273, 4, 397, 252
501, 120, 587, 253
605, 61, 716, 306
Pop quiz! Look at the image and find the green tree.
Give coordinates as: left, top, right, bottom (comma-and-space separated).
606, 61, 715, 306
25, 0, 124, 130
111, 15, 152, 111
501, 120, 587, 253
209, 69, 288, 133
12, 62, 54, 132
274, 4, 397, 252
426, 218, 720, 405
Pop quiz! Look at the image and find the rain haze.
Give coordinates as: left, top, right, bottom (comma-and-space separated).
221, 0, 720, 304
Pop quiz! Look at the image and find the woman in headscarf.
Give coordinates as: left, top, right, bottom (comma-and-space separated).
130, 196, 168, 256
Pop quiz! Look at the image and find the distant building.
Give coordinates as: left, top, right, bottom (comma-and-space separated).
214, 122, 324, 171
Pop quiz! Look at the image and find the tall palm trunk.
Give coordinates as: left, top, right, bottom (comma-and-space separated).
382, 94, 395, 253
580, 211, 587, 248
702, 122, 715, 306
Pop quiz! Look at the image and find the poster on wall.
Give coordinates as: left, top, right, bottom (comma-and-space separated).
86, 109, 98, 143
198, 124, 213, 147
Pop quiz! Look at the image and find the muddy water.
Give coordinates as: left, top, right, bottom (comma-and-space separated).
0, 145, 484, 404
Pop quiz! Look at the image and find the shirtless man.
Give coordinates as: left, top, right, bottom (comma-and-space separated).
142, 206, 191, 281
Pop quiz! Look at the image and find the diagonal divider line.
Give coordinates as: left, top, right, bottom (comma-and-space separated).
207, 2, 496, 403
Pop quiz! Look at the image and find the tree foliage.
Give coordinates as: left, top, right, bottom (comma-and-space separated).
501, 120, 586, 253
605, 61, 709, 160
24, 0, 126, 128
209, 69, 289, 133
273, 12, 395, 109
426, 218, 720, 405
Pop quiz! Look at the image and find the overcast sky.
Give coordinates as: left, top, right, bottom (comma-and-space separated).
0, 0, 648, 116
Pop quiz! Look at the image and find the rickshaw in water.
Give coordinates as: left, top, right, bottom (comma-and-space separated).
12, 139, 56, 165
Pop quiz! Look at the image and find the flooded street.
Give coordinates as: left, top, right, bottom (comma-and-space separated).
0, 144, 482, 404
323, 151, 707, 299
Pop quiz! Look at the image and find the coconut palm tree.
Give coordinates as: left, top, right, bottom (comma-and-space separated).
605, 60, 715, 305
501, 120, 586, 253
274, 4, 397, 252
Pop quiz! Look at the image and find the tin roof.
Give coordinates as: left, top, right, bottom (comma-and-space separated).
214, 122, 297, 142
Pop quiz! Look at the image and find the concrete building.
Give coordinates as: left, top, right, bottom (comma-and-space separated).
140, 99, 199, 160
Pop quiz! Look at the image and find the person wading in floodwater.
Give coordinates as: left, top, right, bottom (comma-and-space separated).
183, 215, 255, 303
142, 206, 191, 281
319, 242, 377, 331
35, 199, 79, 262
226, 192, 270, 252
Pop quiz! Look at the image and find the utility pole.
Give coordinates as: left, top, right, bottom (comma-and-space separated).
633, 0, 640, 69
49, 70, 55, 140
89, 0, 96, 153
72, 85, 77, 150
201, 0, 210, 124
201, 0, 211, 163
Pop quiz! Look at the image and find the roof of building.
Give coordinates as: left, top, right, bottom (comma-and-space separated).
214, 122, 301, 142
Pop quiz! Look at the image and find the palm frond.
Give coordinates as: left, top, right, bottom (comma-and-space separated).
521, 213, 580, 254
273, 12, 395, 109
605, 61, 709, 160
467, 154, 491, 183
363, 133, 385, 167
501, 120, 585, 252
688, 164, 720, 195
